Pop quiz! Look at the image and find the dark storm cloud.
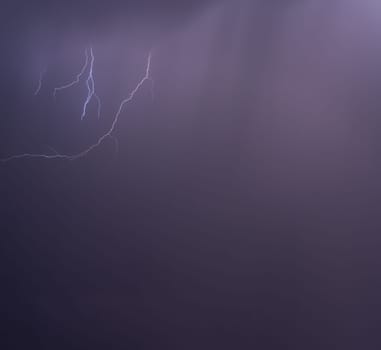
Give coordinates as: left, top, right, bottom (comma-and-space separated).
3, 0, 218, 28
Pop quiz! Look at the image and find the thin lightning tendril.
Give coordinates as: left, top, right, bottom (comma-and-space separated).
81, 47, 101, 120
34, 69, 46, 95
53, 47, 101, 119
53, 48, 89, 97
1, 52, 153, 162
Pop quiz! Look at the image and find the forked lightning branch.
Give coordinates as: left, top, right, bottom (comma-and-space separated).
2, 48, 153, 162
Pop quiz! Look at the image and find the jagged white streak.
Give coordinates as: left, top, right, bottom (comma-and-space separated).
53, 47, 101, 119
67, 51, 152, 160
1, 52, 152, 162
34, 69, 46, 95
81, 47, 101, 120
53, 49, 89, 97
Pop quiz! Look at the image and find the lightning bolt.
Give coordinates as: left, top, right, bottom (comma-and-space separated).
34, 68, 46, 95
53, 48, 89, 97
53, 47, 101, 120
1, 51, 153, 162
66, 51, 152, 160
81, 47, 101, 120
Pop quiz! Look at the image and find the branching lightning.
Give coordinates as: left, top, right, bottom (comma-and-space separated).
65, 51, 152, 160
81, 47, 101, 120
53, 48, 89, 97
1, 51, 153, 162
53, 47, 101, 120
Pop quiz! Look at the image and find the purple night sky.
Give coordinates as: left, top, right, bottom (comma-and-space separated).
1, 0, 381, 348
